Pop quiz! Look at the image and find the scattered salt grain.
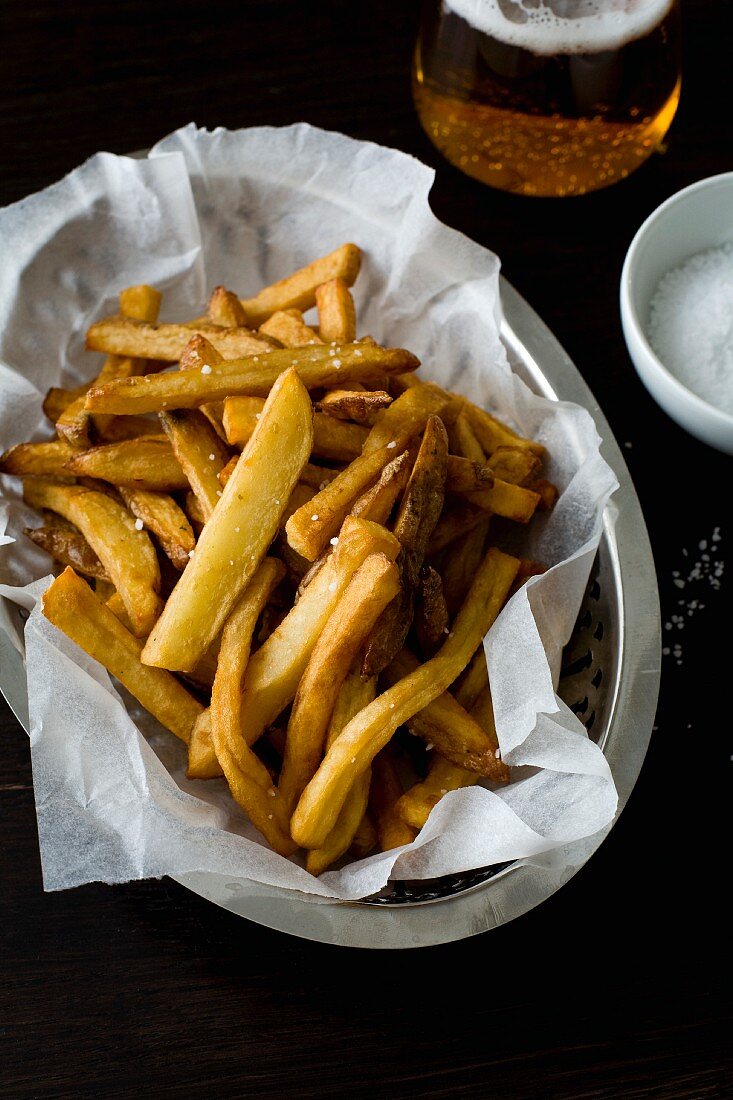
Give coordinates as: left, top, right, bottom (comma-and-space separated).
354, 350, 362, 357
328, 581, 337, 592
208, 453, 215, 461
311, 514, 319, 521
330, 537, 339, 546
188, 549, 194, 558
495, 748, 501, 759
268, 788, 276, 797
386, 441, 396, 449
332, 359, 341, 369
648, 243, 733, 415
134, 518, 143, 530
229, 560, 234, 566
216, 490, 222, 497
440, 788, 448, 795
425, 742, 434, 751
200, 365, 212, 375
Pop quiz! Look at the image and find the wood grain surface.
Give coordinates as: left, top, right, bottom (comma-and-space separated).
1, 1, 731, 1097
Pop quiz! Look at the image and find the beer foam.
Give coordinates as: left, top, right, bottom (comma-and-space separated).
446, 0, 674, 56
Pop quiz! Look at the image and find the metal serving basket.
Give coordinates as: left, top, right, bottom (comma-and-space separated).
0, 278, 661, 948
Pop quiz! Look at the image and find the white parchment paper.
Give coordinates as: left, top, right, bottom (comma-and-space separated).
0, 124, 619, 901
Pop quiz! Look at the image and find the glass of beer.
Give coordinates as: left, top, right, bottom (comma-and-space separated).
413, 0, 682, 197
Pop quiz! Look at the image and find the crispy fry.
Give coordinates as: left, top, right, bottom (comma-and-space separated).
462, 402, 545, 457
445, 454, 494, 493
188, 558, 284, 782
462, 479, 541, 524
207, 286, 248, 328
42, 383, 90, 423
362, 415, 448, 677
24, 520, 110, 580
217, 455, 238, 488
441, 516, 490, 617
159, 409, 230, 519
448, 410, 485, 464
238, 243, 361, 327
223, 395, 369, 461
259, 309, 323, 347
86, 342, 419, 415
279, 553, 400, 815
65, 439, 189, 492
415, 565, 449, 655
24, 479, 162, 636
534, 478, 559, 511
488, 445, 543, 486
42, 568, 203, 742
118, 284, 162, 324
363, 382, 452, 454
370, 747, 416, 852
291, 547, 519, 849
306, 672, 376, 876
286, 443, 402, 562
316, 389, 391, 424
105, 589, 136, 633
237, 517, 400, 748
350, 449, 413, 525
86, 318, 273, 361
0, 438, 76, 481
315, 277, 357, 344
118, 489, 195, 571
141, 368, 313, 672
454, 647, 489, 711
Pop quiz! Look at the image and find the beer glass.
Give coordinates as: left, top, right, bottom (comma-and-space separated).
413, 0, 682, 197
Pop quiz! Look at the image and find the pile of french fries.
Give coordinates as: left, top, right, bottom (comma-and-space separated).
1, 244, 558, 874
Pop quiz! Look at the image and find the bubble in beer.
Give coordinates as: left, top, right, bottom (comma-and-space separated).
447, 0, 675, 56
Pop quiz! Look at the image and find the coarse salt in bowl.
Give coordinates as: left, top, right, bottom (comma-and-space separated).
620, 172, 733, 455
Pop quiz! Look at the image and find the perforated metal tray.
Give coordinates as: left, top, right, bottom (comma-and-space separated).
0, 277, 661, 947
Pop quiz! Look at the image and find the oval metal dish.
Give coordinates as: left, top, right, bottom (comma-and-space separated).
0, 277, 661, 948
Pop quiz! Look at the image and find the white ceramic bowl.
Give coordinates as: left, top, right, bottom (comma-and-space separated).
620, 173, 733, 455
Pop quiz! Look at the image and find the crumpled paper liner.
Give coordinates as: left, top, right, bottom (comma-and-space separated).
0, 124, 618, 901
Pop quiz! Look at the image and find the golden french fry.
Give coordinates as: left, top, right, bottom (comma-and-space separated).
415, 565, 449, 655
363, 382, 452, 454
316, 389, 391, 424
86, 318, 273, 361
285, 443, 402, 562
488, 445, 543, 486
445, 454, 494, 493
65, 439, 189, 492
42, 383, 90, 423
306, 672, 376, 876
534, 478, 559, 511
448, 410, 485, 464
207, 286, 248, 328
0, 438, 76, 481
188, 558, 284, 781
462, 402, 545, 457
441, 516, 490, 617
217, 455, 238, 488
363, 415, 448, 677
86, 342, 419, 416
224, 396, 368, 462
279, 553, 400, 815
350, 449, 413, 525
159, 409, 230, 519
370, 747, 417, 851
238, 243, 361, 327
24, 479, 162, 636
291, 547, 520, 849
454, 646, 490, 711
118, 488, 195, 571
315, 277, 357, 344
105, 589, 136, 633
141, 368, 313, 672
24, 519, 109, 581
42, 568, 203, 743
237, 516, 400, 748
119, 284, 162, 324
259, 309, 322, 347
462, 479, 541, 524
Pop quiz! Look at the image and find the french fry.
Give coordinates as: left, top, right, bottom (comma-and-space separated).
237, 517, 400, 748
42, 383, 90, 423
488, 445, 542, 486
86, 318, 274, 361
42, 568, 203, 743
217, 455, 238, 488
207, 285, 248, 328
0, 438, 76, 481
370, 747, 416, 852
141, 368, 313, 672
462, 402, 545, 457
445, 454, 494, 493
279, 553, 400, 815
177, 334, 228, 440
187, 558, 284, 781
184, 491, 206, 532
461, 479, 541, 524
429, 501, 490, 555
285, 442, 403, 562
24, 479, 162, 636
118, 284, 162, 324
238, 243, 361, 327
105, 590, 136, 633
315, 277, 357, 344
415, 565, 449, 655
316, 389, 391, 424
441, 516, 491, 617
86, 343, 419, 415
118, 488, 195, 570
454, 646, 490, 711
448, 410, 485, 464
159, 409, 230, 520
65, 439, 189, 492
223, 395, 369, 461
305, 672, 376, 876
259, 309, 323, 347
362, 415, 448, 677
363, 382, 452, 454
534, 478, 559, 511
24, 520, 110, 580
350, 449, 413, 525
291, 547, 520, 849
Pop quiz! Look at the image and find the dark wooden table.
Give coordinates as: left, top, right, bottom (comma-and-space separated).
2, 2, 731, 1097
